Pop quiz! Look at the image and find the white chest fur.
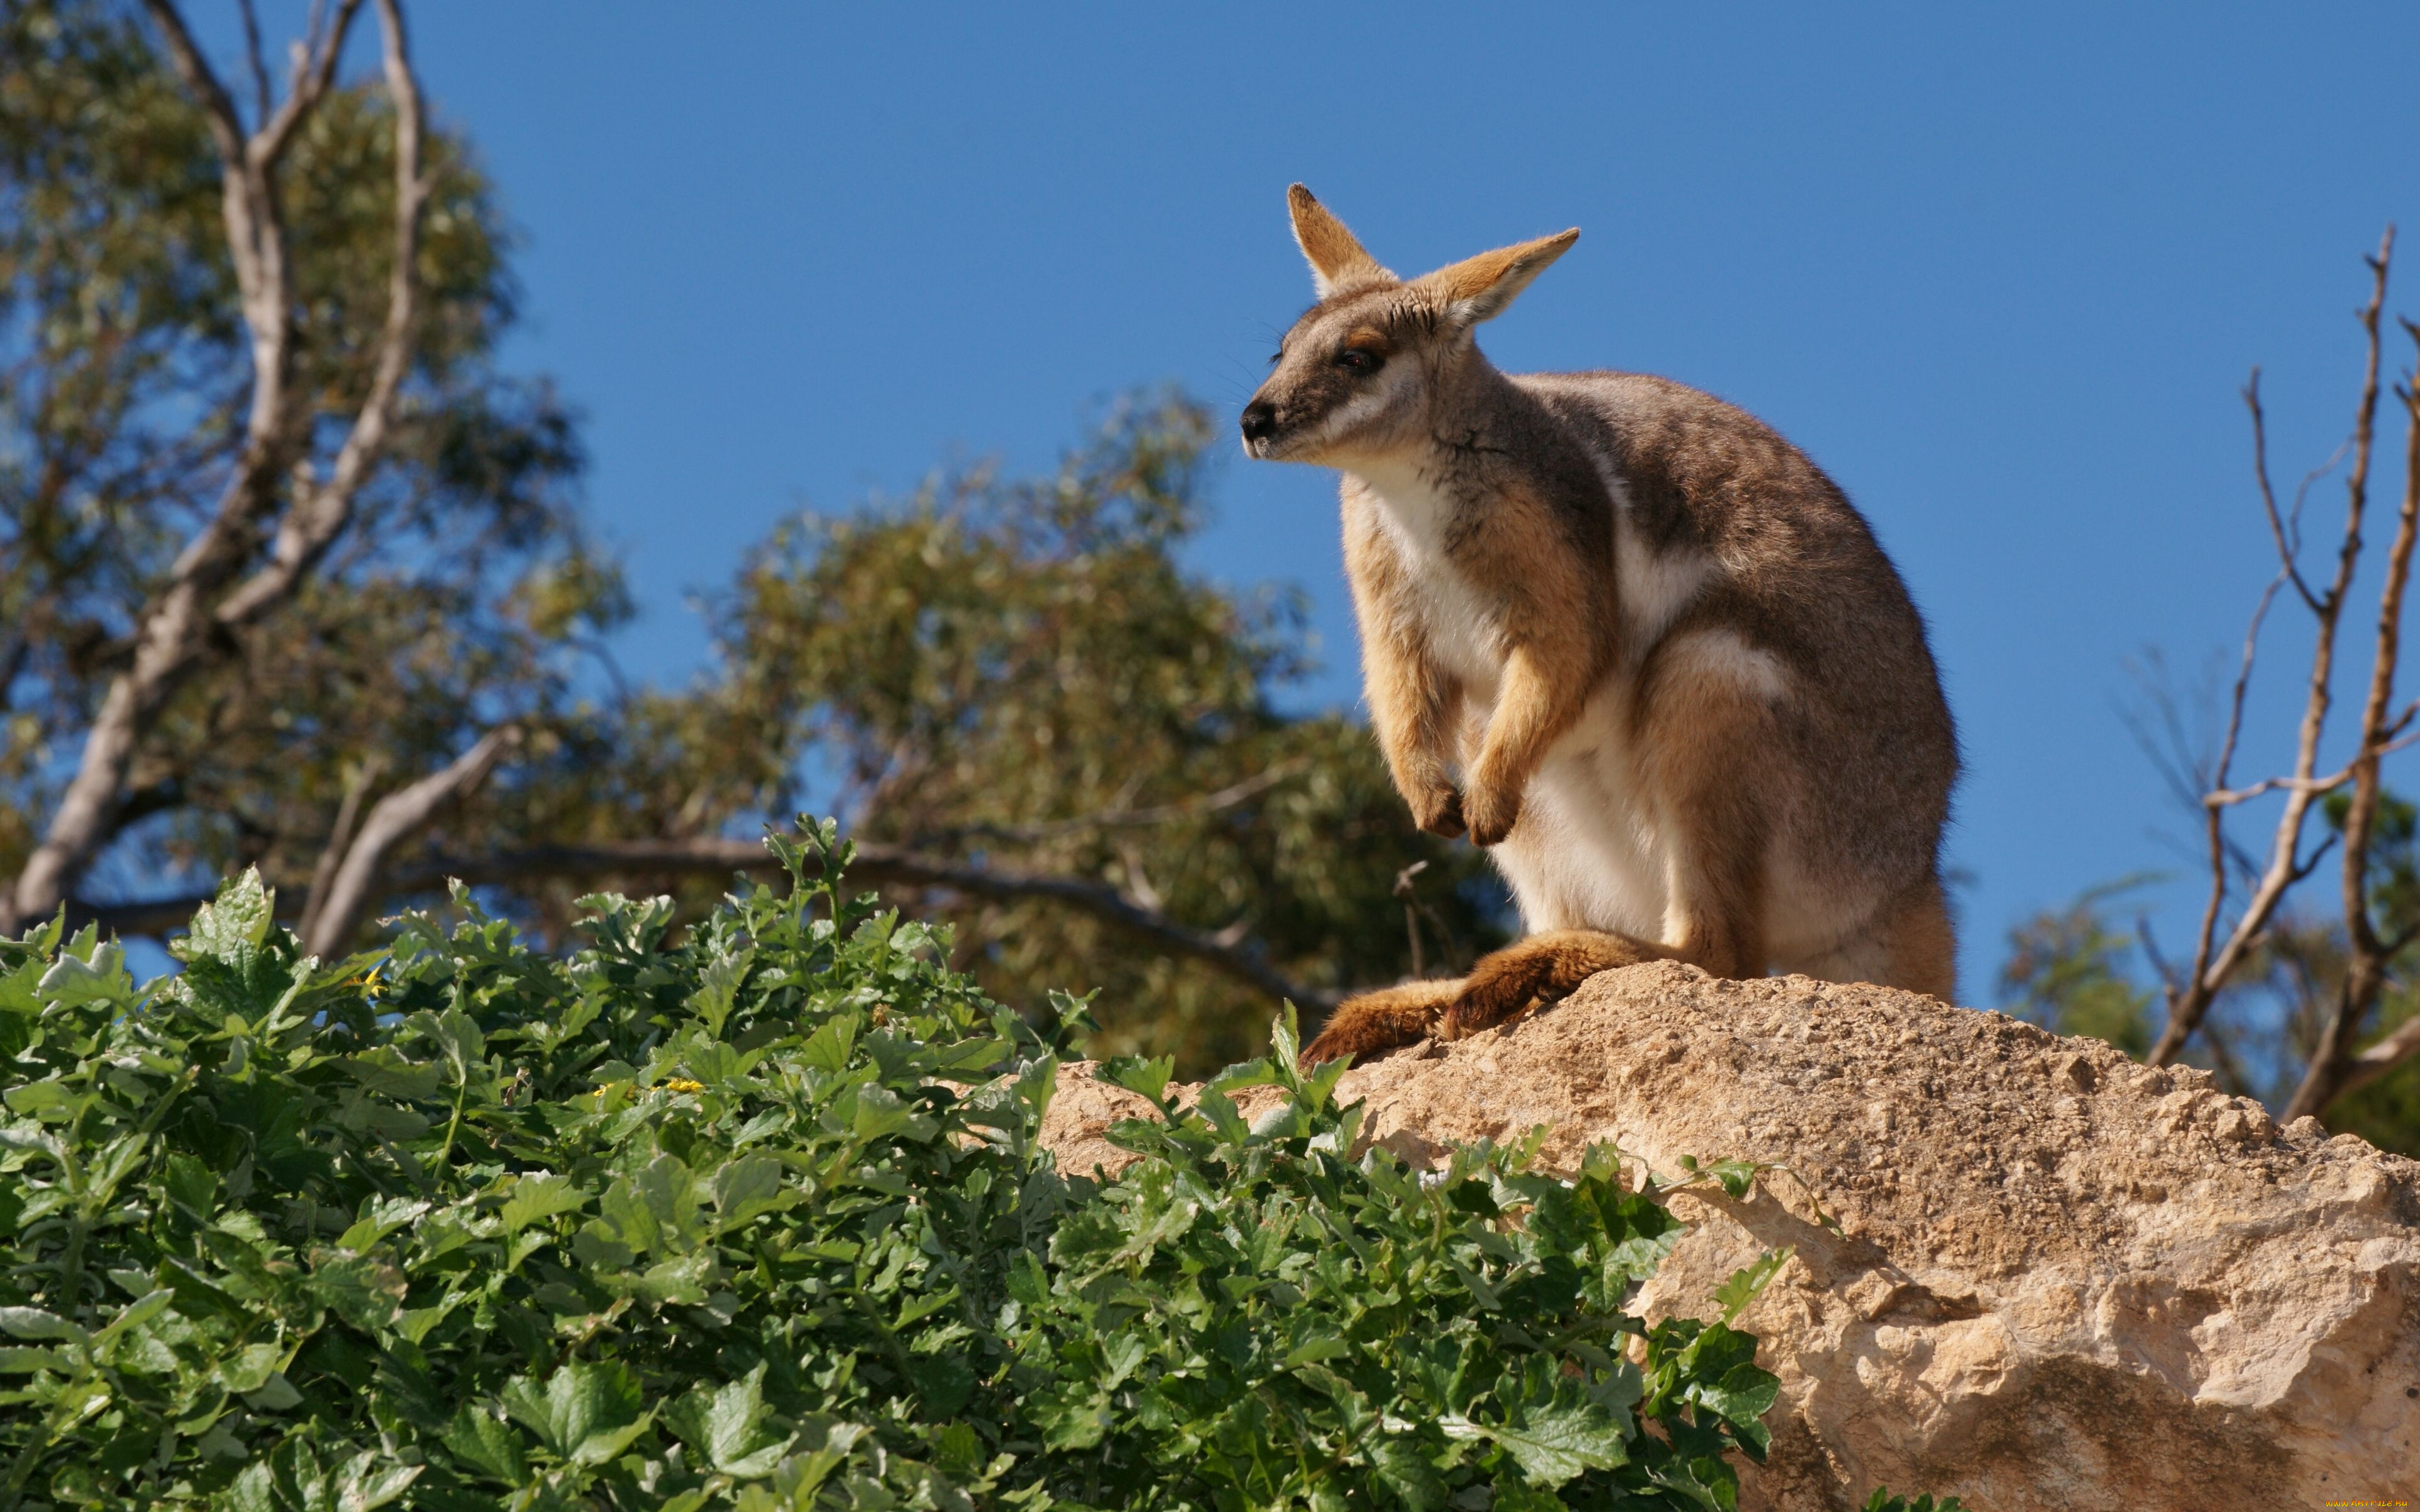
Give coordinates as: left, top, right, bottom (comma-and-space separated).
1343, 460, 1732, 944
1350, 462, 1505, 694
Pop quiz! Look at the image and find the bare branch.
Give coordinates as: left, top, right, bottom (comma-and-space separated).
2152, 230, 2395, 1067
2205, 721, 2420, 805
2198, 1014, 2256, 1099
253, 0, 365, 169
2291, 258, 2419, 1120
302, 728, 518, 957
236, 0, 272, 126
139, 1, 246, 162
2328, 1011, 2420, 1105
2247, 371, 2322, 612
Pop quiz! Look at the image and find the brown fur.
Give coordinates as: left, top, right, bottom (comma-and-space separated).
1247, 188, 1960, 1068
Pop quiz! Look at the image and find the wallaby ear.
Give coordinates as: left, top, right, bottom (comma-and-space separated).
1288, 184, 1393, 297
1419, 228, 1580, 326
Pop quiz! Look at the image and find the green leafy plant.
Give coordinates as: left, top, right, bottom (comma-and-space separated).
0, 823, 1948, 1509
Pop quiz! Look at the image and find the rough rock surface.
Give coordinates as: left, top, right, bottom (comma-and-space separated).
1039, 962, 2420, 1511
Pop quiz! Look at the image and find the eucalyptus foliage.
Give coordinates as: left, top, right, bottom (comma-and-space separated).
1, 824, 1948, 1509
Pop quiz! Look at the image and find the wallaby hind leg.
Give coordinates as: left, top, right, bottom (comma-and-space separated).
1301, 978, 1464, 1067
1437, 929, 1666, 1041
1633, 628, 1774, 983
1782, 875, 1957, 1001
1878, 876, 1956, 1000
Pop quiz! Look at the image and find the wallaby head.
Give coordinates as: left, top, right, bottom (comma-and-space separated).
1239, 185, 1578, 466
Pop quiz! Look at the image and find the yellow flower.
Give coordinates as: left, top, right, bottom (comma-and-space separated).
660, 1078, 706, 1094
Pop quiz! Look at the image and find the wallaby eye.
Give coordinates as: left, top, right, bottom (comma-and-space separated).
1268, 351, 1283, 365
1337, 348, 1382, 375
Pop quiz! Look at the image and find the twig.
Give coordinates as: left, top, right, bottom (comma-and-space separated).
1394, 860, 1429, 976
236, 0, 272, 125
2203, 719, 2420, 805
2248, 372, 2322, 612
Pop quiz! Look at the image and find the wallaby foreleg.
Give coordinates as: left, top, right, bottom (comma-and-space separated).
1437, 929, 1666, 1041
1348, 540, 1468, 838
1463, 644, 1592, 847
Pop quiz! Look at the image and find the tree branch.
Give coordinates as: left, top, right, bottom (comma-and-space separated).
253, 0, 364, 169
2152, 229, 2395, 1067
294, 753, 386, 948
2329, 1009, 2420, 1105
3, 0, 417, 932
301, 727, 517, 956
2290, 291, 2420, 1121
217, 0, 425, 628
235, 0, 273, 127
907, 759, 1309, 849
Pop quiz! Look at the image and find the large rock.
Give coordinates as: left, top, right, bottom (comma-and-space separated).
1040, 961, 2420, 1511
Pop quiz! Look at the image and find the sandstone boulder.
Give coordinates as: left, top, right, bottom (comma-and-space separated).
1039, 961, 2420, 1511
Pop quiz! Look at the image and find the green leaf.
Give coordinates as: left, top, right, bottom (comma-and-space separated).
0, 1307, 86, 1344
668, 1363, 791, 1477
907, 1352, 977, 1417
498, 1173, 590, 1233
219, 1341, 285, 1394
176, 869, 277, 964
1488, 1398, 1629, 1487
797, 1014, 858, 1074
332, 1452, 423, 1512
500, 1360, 652, 1466
1365, 1435, 1448, 1511
306, 1249, 408, 1331
37, 938, 134, 1009
1447, 1366, 1632, 1489
687, 944, 755, 1038
444, 1406, 530, 1485
1714, 1248, 1792, 1325
333, 1195, 430, 1256
1098, 1053, 1176, 1106
225, 1462, 277, 1512
709, 1153, 790, 1230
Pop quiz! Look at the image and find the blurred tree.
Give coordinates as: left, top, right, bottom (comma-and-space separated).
2002, 878, 2420, 1155
691, 396, 1509, 1065
1999, 880, 2159, 1057
0, 0, 1503, 1073
0, 0, 614, 930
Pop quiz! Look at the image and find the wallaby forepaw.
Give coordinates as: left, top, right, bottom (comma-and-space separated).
1413, 787, 1466, 839
1463, 784, 1522, 848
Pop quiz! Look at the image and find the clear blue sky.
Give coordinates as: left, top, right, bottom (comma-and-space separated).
214, 3, 2420, 997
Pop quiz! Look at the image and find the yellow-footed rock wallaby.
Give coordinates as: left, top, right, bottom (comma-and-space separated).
1242, 186, 1958, 1067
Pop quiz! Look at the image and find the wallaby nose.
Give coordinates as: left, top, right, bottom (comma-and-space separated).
1239, 401, 1278, 444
